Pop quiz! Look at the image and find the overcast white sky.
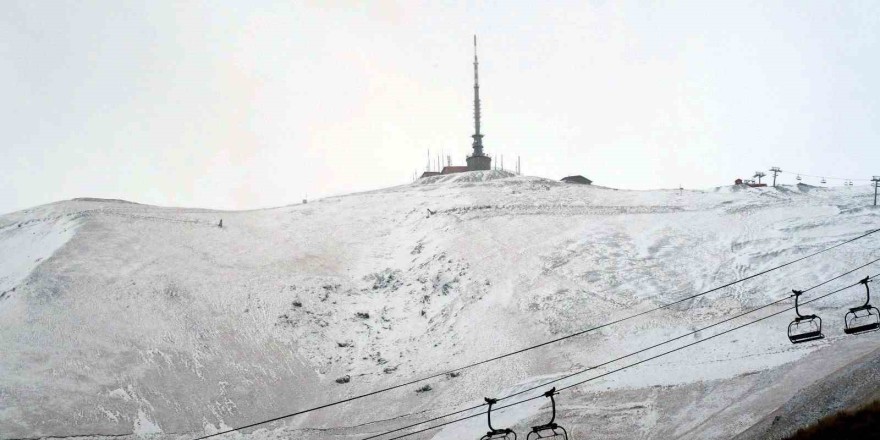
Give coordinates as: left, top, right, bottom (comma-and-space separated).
3, 1, 880, 214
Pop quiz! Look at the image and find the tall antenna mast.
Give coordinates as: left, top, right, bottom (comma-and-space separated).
473, 35, 483, 156
465, 35, 492, 171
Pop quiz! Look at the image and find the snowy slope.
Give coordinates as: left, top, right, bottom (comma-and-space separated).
1, 172, 879, 440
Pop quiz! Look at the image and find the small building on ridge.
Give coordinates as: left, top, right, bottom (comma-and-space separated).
561, 175, 593, 185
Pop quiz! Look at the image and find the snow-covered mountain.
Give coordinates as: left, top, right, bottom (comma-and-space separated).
2, 171, 879, 440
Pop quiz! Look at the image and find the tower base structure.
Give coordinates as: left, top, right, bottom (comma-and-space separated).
466, 155, 492, 171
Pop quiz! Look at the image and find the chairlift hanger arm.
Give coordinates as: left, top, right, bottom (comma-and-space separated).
860, 276, 872, 308
484, 397, 498, 432
544, 388, 557, 425
791, 289, 813, 319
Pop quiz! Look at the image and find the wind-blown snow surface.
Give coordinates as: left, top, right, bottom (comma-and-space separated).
1, 172, 879, 440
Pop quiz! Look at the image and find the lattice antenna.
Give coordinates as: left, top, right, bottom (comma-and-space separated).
471, 35, 484, 157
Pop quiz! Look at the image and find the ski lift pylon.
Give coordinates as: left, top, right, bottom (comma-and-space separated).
788, 289, 824, 344
526, 388, 569, 440
844, 277, 880, 335
480, 397, 517, 440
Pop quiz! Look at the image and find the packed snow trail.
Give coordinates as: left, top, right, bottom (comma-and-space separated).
1, 172, 879, 440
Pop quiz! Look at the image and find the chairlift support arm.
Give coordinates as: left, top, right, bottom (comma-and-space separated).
542, 388, 557, 425
792, 290, 810, 319
858, 276, 872, 309
485, 397, 498, 432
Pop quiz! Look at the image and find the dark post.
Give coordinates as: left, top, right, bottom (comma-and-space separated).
873, 176, 880, 206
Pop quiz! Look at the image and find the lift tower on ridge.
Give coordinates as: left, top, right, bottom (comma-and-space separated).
770, 167, 781, 187
754, 171, 766, 185
872, 176, 880, 206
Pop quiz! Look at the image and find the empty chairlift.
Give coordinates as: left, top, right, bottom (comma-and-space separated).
480, 397, 517, 440
788, 289, 824, 344
526, 388, 569, 440
844, 277, 880, 335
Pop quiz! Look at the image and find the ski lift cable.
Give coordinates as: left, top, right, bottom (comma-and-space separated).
363, 297, 793, 440
191, 228, 880, 440
781, 170, 872, 182
556, 276, 877, 392
361, 258, 880, 440
377, 274, 879, 440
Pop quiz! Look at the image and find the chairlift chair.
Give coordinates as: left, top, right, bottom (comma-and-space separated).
821, 177, 827, 184
844, 277, 880, 335
480, 397, 517, 440
796, 174, 802, 181
788, 290, 824, 344
526, 388, 569, 440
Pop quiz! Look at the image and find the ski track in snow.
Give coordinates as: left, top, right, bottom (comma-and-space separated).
1, 174, 879, 440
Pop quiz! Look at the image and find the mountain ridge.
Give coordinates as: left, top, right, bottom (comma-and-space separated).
2, 172, 879, 439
